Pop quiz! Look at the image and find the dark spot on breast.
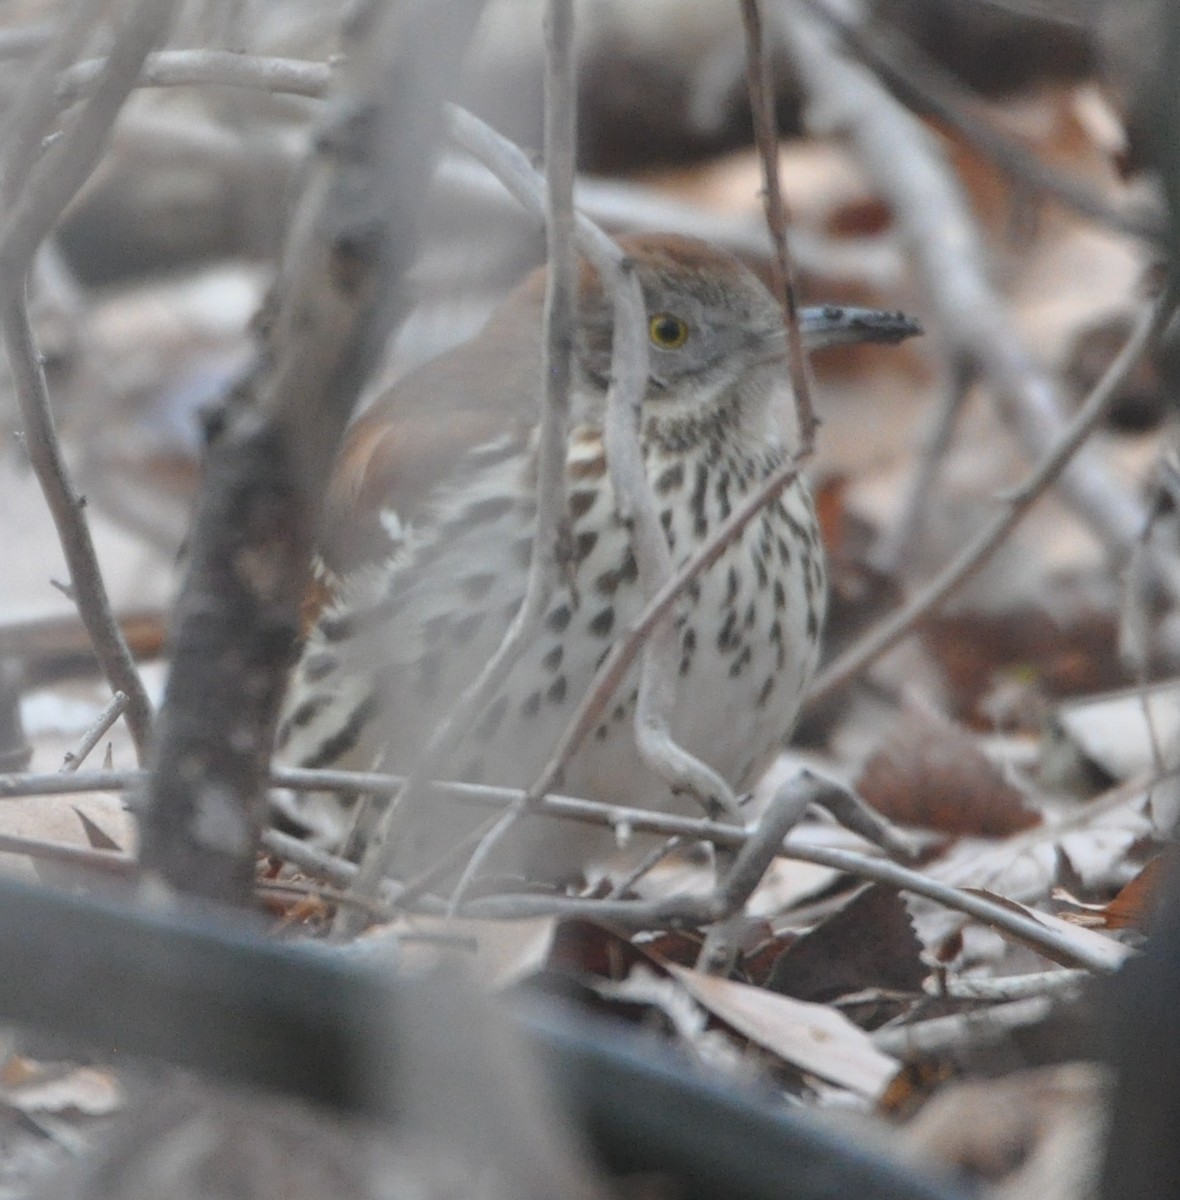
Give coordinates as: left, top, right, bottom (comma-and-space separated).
570, 455, 607, 480
656, 461, 684, 494
547, 604, 571, 632
595, 565, 621, 596
725, 566, 739, 606
302, 651, 338, 682
690, 462, 709, 538
802, 561, 816, 604
679, 625, 697, 676
589, 607, 615, 637
813, 554, 827, 591
318, 612, 353, 643
575, 530, 599, 562
299, 691, 380, 769
776, 536, 793, 565
753, 552, 768, 589
547, 675, 568, 705
729, 645, 752, 677
783, 509, 809, 543
773, 579, 787, 610
717, 609, 739, 652
569, 489, 598, 519
286, 693, 331, 731
807, 605, 820, 642
612, 702, 627, 722
542, 644, 563, 673
716, 470, 732, 520
660, 509, 674, 533
744, 600, 757, 630
522, 690, 542, 718
757, 676, 775, 707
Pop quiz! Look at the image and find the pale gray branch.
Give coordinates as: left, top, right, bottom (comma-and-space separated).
60, 690, 127, 772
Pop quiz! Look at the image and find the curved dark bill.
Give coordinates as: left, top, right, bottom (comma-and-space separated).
798, 305, 923, 349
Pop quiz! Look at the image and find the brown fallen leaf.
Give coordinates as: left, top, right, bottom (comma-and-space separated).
765, 884, 927, 1005
858, 707, 1041, 836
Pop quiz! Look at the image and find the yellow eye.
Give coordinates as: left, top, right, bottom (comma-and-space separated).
648, 312, 689, 349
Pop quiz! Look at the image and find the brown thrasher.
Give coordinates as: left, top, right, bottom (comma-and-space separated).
276, 233, 918, 882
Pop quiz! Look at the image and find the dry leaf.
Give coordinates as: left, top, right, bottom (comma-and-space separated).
665, 963, 899, 1099
1055, 849, 1177, 931
765, 885, 927, 1004
858, 708, 1040, 836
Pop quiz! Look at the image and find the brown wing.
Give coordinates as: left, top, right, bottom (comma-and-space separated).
320, 268, 546, 573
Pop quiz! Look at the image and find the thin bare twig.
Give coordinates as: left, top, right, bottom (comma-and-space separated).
60, 690, 126, 772
281, 773, 1126, 971
0, 829, 133, 875
739, 0, 818, 451
929, 969, 1089, 1003
56, 48, 333, 107
1, 299, 154, 760
808, 294, 1171, 705
604, 835, 689, 899
455, 839, 1127, 972
0, 759, 1138, 969
872, 996, 1057, 1056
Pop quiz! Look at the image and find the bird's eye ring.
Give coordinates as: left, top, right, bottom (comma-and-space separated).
648, 313, 690, 350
